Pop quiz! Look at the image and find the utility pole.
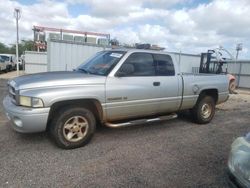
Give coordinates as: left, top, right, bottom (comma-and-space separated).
236, 43, 243, 86
236, 43, 243, 60
14, 8, 21, 76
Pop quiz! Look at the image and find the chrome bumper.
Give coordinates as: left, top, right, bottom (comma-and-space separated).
3, 96, 50, 133
227, 169, 248, 188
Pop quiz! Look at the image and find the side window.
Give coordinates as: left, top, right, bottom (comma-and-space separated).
122, 53, 155, 76
154, 54, 175, 76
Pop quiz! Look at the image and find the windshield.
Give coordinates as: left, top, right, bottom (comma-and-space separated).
77, 51, 126, 76
0, 55, 10, 62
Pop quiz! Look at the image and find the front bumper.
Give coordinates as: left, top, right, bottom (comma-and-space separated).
228, 169, 248, 188
3, 96, 50, 133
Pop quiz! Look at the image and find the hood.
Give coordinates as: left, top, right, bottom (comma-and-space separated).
11, 71, 106, 90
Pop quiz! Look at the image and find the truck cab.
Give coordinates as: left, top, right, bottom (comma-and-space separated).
0, 54, 16, 72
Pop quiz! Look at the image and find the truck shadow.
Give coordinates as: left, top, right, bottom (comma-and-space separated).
3, 112, 196, 150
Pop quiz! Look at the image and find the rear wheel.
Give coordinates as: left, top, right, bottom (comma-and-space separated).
191, 95, 215, 124
49, 107, 96, 149
229, 80, 236, 94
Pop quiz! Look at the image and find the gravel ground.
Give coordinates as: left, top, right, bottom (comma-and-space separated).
0, 79, 249, 188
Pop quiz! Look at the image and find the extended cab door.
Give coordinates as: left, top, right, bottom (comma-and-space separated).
153, 54, 182, 113
105, 52, 161, 121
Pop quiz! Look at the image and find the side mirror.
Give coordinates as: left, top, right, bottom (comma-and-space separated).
116, 64, 134, 77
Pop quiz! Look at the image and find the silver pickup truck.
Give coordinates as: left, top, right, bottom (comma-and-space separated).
3, 49, 229, 149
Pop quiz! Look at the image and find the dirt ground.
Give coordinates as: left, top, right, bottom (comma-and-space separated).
0, 79, 249, 188
217, 89, 250, 110
0, 71, 25, 80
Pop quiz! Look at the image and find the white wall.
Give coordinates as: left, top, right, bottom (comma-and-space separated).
47, 39, 111, 71
24, 51, 47, 74
170, 52, 201, 73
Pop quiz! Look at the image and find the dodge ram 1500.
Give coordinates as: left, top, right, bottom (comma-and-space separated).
3, 49, 229, 149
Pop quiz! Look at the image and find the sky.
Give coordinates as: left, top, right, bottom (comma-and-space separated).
0, 0, 249, 59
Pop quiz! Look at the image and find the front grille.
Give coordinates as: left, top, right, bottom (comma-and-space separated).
8, 84, 17, 104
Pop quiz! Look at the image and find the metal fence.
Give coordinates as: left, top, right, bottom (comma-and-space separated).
170, 52, 200, 73
47, 39, 111, 71
227, 61, 250, 88
24, 51, 47, 74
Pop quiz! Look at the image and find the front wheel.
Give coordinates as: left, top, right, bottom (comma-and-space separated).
49, 107, 96, 149
191, 96, 215, 124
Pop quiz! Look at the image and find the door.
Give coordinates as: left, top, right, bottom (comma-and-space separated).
153, 54, 181, 113
105, 52, 161, 121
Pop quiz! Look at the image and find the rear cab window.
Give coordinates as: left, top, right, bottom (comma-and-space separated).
119, 52, 175, 77
153, 54, 175, 76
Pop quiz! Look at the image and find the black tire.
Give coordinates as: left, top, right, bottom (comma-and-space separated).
229, 80, 236, 94
49, 106, 96, 149
191, 95, 215, 124
7, 65, 11, 72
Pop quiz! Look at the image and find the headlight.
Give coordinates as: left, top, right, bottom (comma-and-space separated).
19, 96, 44, 108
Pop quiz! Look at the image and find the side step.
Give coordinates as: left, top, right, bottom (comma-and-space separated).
105, 113, 178, 128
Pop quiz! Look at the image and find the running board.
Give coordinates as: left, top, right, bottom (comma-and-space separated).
105, 113, 178, 128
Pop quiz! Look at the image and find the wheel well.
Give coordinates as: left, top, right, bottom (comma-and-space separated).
199, 89, 218, 103
229, 78, 235, 82
46, 99, 103, 130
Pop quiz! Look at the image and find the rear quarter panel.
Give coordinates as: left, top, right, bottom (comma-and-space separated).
181, 74, 229, 110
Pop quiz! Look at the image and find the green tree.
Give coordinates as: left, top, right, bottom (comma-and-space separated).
20, 40, 34, 52
9, 40, 34, 56
0, 42, 11, 54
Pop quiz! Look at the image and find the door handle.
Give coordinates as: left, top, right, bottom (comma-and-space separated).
153, 82, 160, 86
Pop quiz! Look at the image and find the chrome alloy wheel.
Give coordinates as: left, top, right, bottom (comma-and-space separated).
63, 116, 89, 142
201, 103, 212, 119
